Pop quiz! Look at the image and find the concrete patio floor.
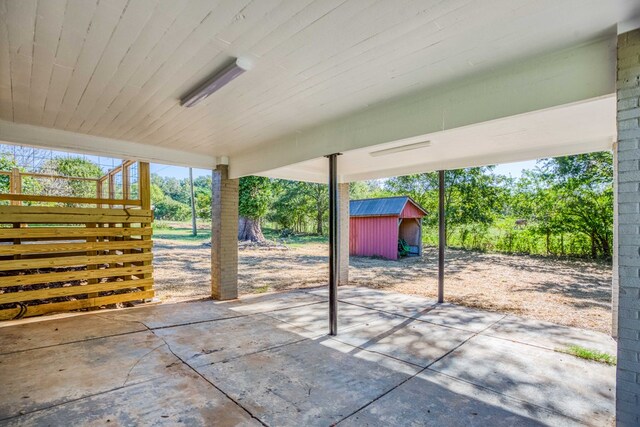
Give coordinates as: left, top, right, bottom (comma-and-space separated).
0, 287, 616, 426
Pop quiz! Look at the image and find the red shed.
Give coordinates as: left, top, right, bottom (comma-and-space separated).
349, 196, 428, 260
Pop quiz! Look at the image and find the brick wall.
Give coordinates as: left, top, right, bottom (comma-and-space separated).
339, 182, 349, 286
616, 28, 640, 426
211, 164, 239, 300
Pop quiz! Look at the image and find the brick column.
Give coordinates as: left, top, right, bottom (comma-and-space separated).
211, 164, 239, 300
338, 182, 349, 286
616, 28, 640, 426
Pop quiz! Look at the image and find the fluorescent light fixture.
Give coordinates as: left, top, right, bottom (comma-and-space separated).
180, 57, 253, 108
369, 140, 431, 157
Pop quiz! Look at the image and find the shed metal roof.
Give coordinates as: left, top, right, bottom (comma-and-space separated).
350, 196, 427, 217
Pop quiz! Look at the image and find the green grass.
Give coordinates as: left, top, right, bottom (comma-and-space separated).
558, 345, 616, 365
262, 228, 328, 247
253, 285, 270, 294
151, 224, 327, 246
152, 225, 211, 242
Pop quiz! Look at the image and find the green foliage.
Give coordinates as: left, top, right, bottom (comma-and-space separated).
1, 154, 100, 203
150, 173, 212, 221
268, 180, 329, 234
152, 175, 190, 204
0, 155, 17, 193
194, 175, 212, 220
239, 176, 272, 219
385, 167, 504, 239
154, 197, 191, 221
45, 157, 103, 198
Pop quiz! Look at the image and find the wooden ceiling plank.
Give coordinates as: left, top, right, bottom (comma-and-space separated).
41, 0, 97, 127
109, 0, 257, 140
88, 0, 221, 135
149, 0, 449, 147
65, 0, 158, 131
6, 0, 36, 123
124, 0, 295, 143
29, 0, 66, 125
131, 0, 321, 144
186, 1, 471, 142
0, 4, 14, 121
77, 0, 188, 133
54, 0, 127, 129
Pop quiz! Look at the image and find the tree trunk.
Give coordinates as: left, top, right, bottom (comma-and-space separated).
238, 216, 265, 242
316, 210, 323, 235
546, 230, 550, 255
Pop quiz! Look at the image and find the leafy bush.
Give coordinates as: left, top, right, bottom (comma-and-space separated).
153, 197, 190, 221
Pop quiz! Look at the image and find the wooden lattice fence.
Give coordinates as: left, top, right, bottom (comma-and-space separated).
0, 161, 154, 320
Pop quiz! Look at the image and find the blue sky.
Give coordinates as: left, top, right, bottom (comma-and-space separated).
150, 159, 541, 181
492, 159, 538, 178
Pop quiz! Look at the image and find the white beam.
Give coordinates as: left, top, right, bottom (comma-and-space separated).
230, 38, 616, 178
0, 119, 218, 168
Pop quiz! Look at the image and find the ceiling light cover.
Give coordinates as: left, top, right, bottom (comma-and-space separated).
369, 141, 432, 157
181, 57, 252, 107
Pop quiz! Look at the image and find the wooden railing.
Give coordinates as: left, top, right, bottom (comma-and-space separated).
0, 161, 154, 320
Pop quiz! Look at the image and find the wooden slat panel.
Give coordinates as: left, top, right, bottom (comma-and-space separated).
0, 194, 142, 206
0, 227, 152, 239
0, 206, 150, 217
0, 288, 154, 321
0, 252, 153, 271
0, 277, 152, 304
0, 265, 153, 288
0, 239, 153, 256
0, 213, 150, 224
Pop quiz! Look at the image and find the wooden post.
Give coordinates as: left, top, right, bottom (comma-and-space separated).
96, 178, 103, 209
108, 172, 116, 271
86, 223, 99, 296
138, 162, 153, 296
122, 163, 131, 279
11, 168, 22, 259
10, 168, 21, 206
122, 162, 130, 205
108, 172, 115, 208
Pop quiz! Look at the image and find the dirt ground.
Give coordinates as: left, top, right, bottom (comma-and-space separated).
153, 239, 612, 334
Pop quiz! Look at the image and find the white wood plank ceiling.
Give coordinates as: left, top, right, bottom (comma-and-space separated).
0, 0, 637, 164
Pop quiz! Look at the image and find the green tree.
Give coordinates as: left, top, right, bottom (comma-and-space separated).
193, 175, 212, 220
238, 176, 272, 241
540, 153, 613, 258
0, 155, 17, 194
48, 157, 103, 198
